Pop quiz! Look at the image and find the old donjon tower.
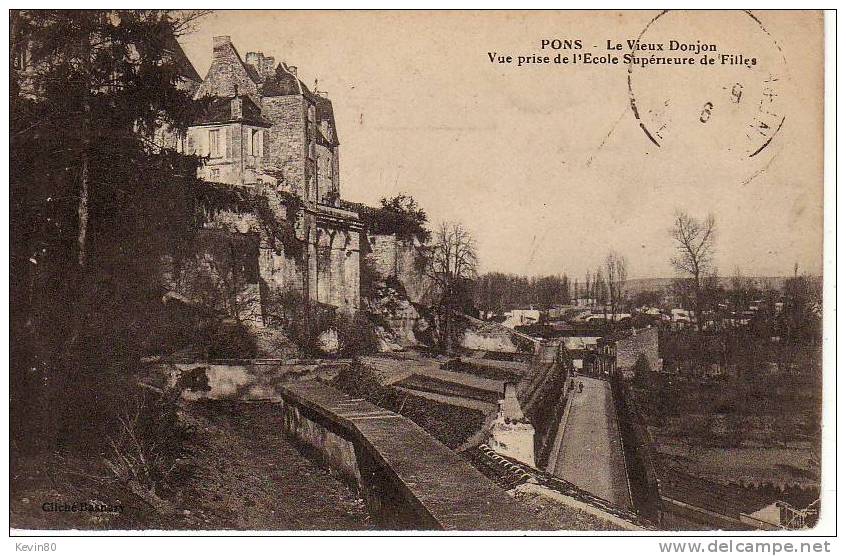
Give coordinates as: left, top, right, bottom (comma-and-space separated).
183, 36, 362, 321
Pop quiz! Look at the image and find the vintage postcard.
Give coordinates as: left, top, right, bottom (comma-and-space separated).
8, 8, 832, 538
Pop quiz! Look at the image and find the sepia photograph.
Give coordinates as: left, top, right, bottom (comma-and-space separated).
7, 7, 834, 539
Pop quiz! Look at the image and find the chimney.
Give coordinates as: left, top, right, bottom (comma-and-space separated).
213, 35, 232, 49
245, 51, 262, 67
231, 96, 243, 120
262, 56, 275, 78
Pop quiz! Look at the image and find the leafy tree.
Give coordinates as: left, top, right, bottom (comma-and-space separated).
778, 270, 823, 371
342, 193, 431, 244
378, 194, 431, 243
11, 9, 209, 448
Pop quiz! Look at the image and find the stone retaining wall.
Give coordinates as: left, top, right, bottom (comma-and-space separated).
609, 373, 663, 525
278, 381, 547, 530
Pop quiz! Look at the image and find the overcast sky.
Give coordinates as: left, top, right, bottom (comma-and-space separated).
178, 10, 823, 279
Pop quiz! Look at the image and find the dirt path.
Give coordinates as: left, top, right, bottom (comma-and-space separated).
174, 401, 372, 530
11, 401, 373, 531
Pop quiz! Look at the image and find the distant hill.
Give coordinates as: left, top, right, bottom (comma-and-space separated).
623, 276, 820, 295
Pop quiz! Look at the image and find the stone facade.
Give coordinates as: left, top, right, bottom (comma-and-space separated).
364, 234, 430, 303
186, 96, 272, 186
596, 327, 661, 378
615, 327, 660, 372
184, 35, 362, 318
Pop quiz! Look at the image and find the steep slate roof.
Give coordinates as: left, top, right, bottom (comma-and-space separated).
260, 64, 302, 96
167, 34, 202, 83
193, 37, 341, 144
192, 94, 271, 127
261, 64, 340, 146
297, 72, 319, 103
214, 37, 260, 85
315, 95, 339, 145
243, 63, 261, 84
193, 36, 261, 103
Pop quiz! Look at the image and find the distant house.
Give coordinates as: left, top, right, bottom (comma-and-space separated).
671, 308, 695, 329
585, 312, 631, 324
560, 336, 602, 371
569, 309, 595, 323
574, 297, 596, 308
594, 327, 661, 378
502, 309, 541, 329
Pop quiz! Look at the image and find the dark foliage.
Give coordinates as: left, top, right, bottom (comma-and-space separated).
104, 385, 195, 503
202, 319, 258, 359
10, 9, 214, 450
260, 286, 379, 358
523, 362, 571, 467
475, 272, 571, 313
342, 194, 430, 244
336, 311, 381, 358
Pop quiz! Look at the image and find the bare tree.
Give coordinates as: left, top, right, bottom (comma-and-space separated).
593, 267, 607, 311
425, 222, 478, 351
605, 250, 628, 323
727, 266, 754, 329
169, 231, 262, 324
669, 211, 717, 332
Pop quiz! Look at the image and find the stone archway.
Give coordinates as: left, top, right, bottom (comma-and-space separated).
315, 227, 334, 305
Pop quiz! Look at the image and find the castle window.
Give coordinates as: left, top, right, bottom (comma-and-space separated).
251, 129, 261, 157
209, 129, 222, 158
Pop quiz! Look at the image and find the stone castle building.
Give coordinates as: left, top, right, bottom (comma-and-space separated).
12, 19, 431, 351
179, 36, 363, 319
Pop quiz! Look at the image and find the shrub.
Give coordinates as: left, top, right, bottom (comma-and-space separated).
103, 387, 193, 507
633, 353, 651, 384
261, 288, 338, 356
202, 318, 257, 359
337, 311, 380, 358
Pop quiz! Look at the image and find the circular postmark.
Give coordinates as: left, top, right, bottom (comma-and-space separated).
627, 10, 789, 161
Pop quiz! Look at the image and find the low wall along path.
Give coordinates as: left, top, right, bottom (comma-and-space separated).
279, 380, 548, 530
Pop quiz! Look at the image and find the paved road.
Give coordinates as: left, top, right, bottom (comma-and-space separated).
551, 376, 632, 509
